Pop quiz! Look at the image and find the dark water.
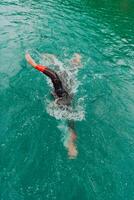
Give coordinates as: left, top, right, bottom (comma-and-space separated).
0, 0, 134, 199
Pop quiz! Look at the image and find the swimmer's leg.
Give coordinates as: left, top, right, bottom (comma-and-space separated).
66, 120, 78, 159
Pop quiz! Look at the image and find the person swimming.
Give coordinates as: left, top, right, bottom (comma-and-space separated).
25, 53, 73, 105
25, 53, 81, 158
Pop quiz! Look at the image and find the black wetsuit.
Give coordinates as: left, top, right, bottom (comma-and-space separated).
36, 65, 70, 104
43, 68, 67, 97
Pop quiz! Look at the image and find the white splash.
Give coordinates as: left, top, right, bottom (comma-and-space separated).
46, 98, 85, 121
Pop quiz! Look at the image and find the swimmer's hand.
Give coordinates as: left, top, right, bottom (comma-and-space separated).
25, 53, 37, 68
71, 53, 81, 66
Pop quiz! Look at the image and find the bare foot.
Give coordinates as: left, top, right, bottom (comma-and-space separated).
67, 131, 78, 159
68, 141, 78, 159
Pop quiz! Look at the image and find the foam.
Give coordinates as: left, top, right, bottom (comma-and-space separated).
46, 99, 85, 121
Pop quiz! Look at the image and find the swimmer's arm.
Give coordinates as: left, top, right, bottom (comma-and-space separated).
25, 53, 37, 68
25, 53, 57, 80
25, 53, 47, 72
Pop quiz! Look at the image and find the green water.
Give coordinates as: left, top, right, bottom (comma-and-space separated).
0, 0, 134, 199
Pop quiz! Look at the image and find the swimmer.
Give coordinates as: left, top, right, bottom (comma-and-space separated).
25, 53, 81, 158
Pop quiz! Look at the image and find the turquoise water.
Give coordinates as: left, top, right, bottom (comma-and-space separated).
0, 0, 134, 199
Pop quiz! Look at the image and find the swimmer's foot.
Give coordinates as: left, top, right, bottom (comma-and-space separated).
68, 142, 78, 159
67, 131, 78, 159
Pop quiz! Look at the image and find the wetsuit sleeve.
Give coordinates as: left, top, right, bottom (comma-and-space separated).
35, 64, 67, 98
35, 64, 47, 72
35, 64, 57, 80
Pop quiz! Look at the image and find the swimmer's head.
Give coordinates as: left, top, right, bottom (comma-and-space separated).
56, 92, 71, 106
56, 88, 67, 98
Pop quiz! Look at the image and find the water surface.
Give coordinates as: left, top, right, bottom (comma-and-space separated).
0, 0, 134, 199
